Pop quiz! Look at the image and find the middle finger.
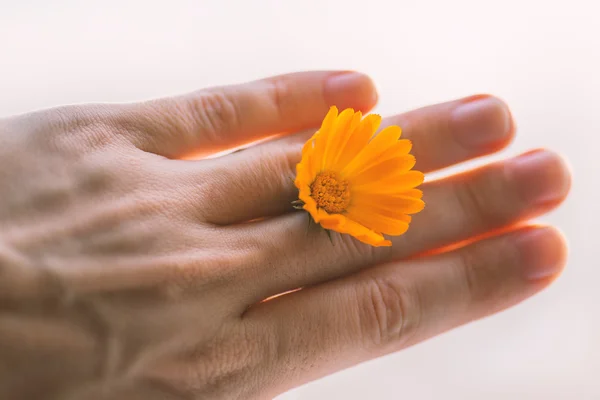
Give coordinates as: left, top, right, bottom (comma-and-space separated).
236, 149, 570, 304
196, 94, 514, 225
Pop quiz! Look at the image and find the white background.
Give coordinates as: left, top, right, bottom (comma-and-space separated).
0, 1, 597, 399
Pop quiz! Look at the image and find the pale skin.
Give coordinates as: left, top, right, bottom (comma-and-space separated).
0, 71, 570, 399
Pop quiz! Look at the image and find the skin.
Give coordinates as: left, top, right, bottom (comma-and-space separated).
0, 71, 570, 400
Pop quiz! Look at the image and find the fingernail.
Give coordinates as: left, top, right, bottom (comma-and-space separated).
324, 72, 378, 111
451, 96, 513, 148
507, 150, 571, 205
516, 227, 567, 281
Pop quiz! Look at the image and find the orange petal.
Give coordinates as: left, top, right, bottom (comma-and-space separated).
351, 193, 425, 215
378, 139, 413, 157
301, 134, 315, 156
300, 192, 320, 222
331, 214, 392, 247
295, 162, 312, 187
298, 185, 313, 203
322, 108, 355, 171
298, 132, 318, 179
348, 139, 413, 180
341, 125, 402, 177
352, 170, 425, 193
306, 153, 318, 182
350, 155, 417, 187
345, 208, 410, 236
308, 143, 321, 179
312, 107, 338, 173
330, 111, 363, 170
400, 188, 424, 199
334, 113, 380, 171
317, 209, 346, 230
391, 139, 413, 155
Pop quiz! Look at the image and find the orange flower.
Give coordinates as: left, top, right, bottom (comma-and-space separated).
294, 106, 425, 247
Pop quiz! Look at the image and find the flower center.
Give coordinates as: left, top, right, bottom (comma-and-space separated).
310, 171, 351, 214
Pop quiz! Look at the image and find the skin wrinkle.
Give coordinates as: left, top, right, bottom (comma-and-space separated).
268, 76, 288, 125
73, 297, 117, 389
33, 106, 124, 153
193, 91, 241, 150
197, 142, 303, 225
0, 285, 110, 398
7, 201, 162, 258
1, 235, 115, 394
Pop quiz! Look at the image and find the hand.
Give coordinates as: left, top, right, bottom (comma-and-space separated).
0, 71, 570, 399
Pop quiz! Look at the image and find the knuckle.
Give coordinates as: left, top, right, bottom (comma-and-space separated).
39, 105, 122, 149
191, 90, 241, 140
454, 245, 481, 304
337, 232, 392, 266
134, 90, 242, 152
0, 241, 61, 302
253, 144, 300, 188
163, 247, 245, 298
137, 324, 269, 399
455, 234, 521, 304
357, 276, 420, 347
197, 142, 302, 223
456, 169, 509, 230
266, 76, 293, 120
192, 164, 238, 221
9, 105, 129, 155
75, 148, 149, 197
36, 105, 95, 129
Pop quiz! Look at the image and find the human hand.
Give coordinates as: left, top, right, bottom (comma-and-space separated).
0, 71, 570, 399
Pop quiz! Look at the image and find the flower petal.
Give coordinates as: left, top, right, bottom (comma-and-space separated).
350, 155, 417, 187
345, 208, 410, 236
322, 108, 355, 171
341, 125, 402, 177
334, 113, 380, 172
300, 191, 320, 222
352, 170, 425, 193
330, 111, 363, 170
295, 162, 311, 186
400, 188, 424, 199
350, 192, 425, 215
387, 139, 413, 156
298, 130, 319, 183
317, 209, 346, 230
312, 107, 338, 173
333, 214, 392, 247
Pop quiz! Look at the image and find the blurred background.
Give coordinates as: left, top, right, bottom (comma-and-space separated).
0, 1, 596, 398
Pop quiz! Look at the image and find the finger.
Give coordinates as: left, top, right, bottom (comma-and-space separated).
244, 226, 568, 392
381, 94, 514, 172
201, 94, 514, 224
111, 71, 378, 158
234, 149, 570, 304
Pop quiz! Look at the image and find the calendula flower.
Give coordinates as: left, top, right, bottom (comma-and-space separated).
294, 106, 425, 247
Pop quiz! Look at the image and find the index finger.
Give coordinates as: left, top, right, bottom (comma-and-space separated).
111, 71, 378, 158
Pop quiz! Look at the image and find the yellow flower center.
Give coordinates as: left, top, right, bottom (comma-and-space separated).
310, 171, 351, 214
